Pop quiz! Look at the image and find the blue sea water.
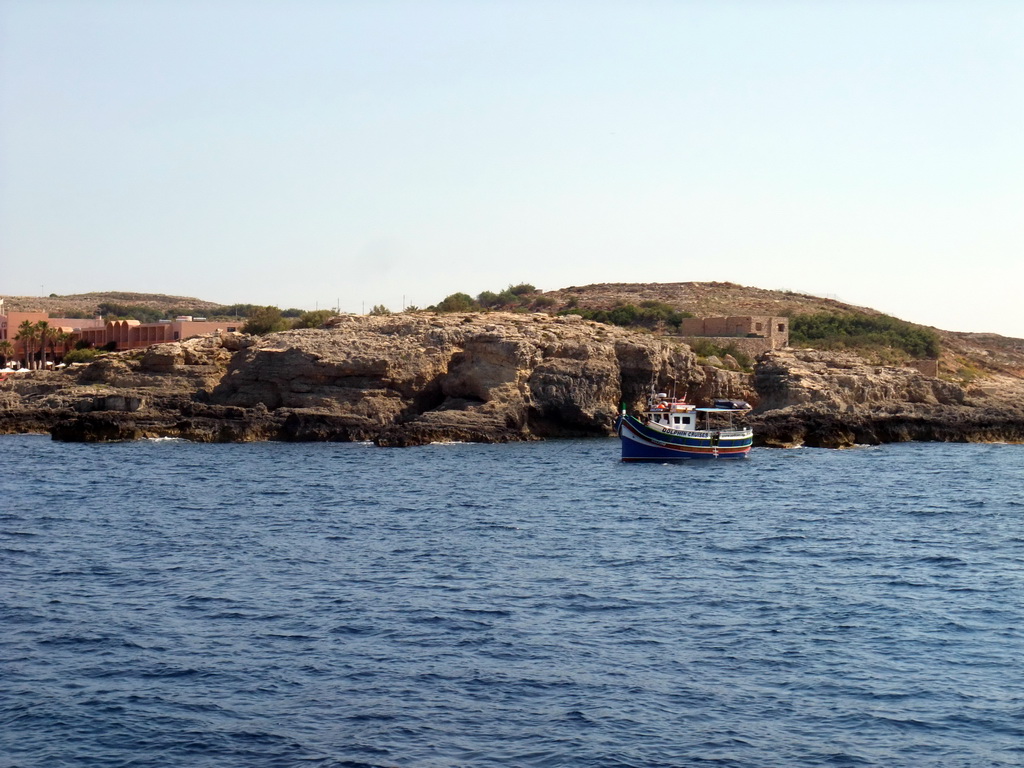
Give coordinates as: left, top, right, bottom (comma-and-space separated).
1, 435, 1023, 768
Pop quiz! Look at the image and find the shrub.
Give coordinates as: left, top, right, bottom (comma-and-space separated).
688, 340, 753, 371
63, 348, 102, 363
477, 291, 502, 308
97, 302, 164, 323
435, 293, 478, 312
242, 306, 291, 335
294, 309, 335, 328
558, 302, 692, 331
215, 303, 258, 318
790, 312, 940, 359
368, 305, 392, 316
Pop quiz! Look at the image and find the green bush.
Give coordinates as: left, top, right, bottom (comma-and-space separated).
558, 302, 692, 331
214, 303, 258, 318
477, 291, 502, 308
435, 293, 478, 312
98, 302, 164, 323
294, 309, 335, 328
242, 306, 291, 335
790, 312, 940, 359
63, 348, 102, 364
689, 340, 753, 370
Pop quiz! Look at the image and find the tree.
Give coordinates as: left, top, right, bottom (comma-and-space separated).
368, 304, 391, 316
15, 320, 37, 369
436, 292, 477, 312
56, 331, 76, 360
36, 321, 59, 369
294, 309, 334, 329
242, 306, 291, 335
0, 340, 14, 366
477, 291, 502, 308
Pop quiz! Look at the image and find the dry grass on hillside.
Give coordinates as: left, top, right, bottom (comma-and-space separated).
542, 282, 880, 318
2, 292, 225, 316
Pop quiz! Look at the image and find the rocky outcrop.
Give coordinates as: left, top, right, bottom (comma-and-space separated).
208, 313, 712, 444
4, 314, 749, 444
3, 317, 1022, 447
750, 349, 1024, 448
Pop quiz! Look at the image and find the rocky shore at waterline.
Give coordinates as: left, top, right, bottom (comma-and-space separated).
750, 349, 1024, 448
2, 313, 1022, 448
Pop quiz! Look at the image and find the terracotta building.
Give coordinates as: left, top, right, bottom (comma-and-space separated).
0, 302, 239, 355
0, 309, 106, 343
74, 317, 241, 351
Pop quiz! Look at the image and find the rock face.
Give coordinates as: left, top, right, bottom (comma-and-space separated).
751, 349, 1024, 448
4, 314, 744, 444
209, 313, 711, 444
3, 315, 1022, 447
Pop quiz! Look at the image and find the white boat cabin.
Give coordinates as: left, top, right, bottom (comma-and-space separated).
645, 395, 699, 432
643, 393, 751, 435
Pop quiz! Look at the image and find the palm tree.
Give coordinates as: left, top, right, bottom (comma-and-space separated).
45, 327, 64, 364
15, 320, 37, 370
36, 321, 52, 369
0, 340, 14, 367
37, 322, 64, 369
56, 331, 76, 361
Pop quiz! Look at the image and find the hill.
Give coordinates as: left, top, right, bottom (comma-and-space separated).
5, 284, 1023, 395
537, 281, 1024, 393
543, 281, 881, 318
1, 291, 226, 318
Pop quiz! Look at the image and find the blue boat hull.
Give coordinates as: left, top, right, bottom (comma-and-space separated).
616, 414, 752, 461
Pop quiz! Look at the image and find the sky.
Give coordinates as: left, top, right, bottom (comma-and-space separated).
1, 0, 1021, 336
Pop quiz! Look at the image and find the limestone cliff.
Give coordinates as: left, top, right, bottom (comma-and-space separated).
4, 314, 1022, 447
3, 313, 741, 444
209, 313, 712, 444
751, 349, 1024, 448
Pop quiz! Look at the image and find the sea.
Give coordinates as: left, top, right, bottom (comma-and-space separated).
1, 434, 1023, 768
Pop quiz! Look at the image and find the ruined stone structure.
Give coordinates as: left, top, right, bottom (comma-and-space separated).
677, 316, 789, 356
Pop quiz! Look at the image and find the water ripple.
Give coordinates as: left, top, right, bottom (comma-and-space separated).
1, 436, 1023, 767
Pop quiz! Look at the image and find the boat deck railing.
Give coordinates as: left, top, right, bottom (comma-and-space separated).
648, 425, 753, 439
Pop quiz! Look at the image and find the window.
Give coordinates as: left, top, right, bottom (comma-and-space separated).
674, 416, 681, 424
682, 417, 691, 425
777, 323, 785, 333
755, 322, 763, 332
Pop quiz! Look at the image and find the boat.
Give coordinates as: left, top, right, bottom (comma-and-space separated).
615, 391, 753, 461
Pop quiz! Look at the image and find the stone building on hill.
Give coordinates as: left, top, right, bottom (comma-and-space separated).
678, 315, 789, 356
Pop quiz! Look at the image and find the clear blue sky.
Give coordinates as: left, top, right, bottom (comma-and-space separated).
2, 0, 1021, 336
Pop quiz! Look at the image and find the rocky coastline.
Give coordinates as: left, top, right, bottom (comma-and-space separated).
2, 313, 1022, 448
